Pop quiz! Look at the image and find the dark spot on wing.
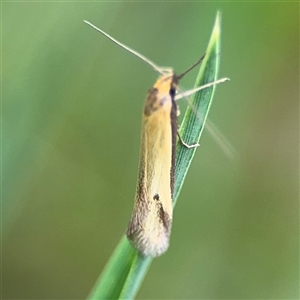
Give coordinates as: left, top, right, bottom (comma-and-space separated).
153, 193, 160, 201
144, 87, 158, 116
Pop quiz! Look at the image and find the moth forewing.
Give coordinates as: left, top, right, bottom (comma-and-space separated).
126, 74, 178, 257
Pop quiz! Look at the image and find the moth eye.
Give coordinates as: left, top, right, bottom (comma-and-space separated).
169, 87, 176, 97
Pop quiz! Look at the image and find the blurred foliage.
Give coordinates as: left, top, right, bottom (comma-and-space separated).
2, 2, 299, 299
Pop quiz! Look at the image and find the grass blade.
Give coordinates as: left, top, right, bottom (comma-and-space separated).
174, 11, 222, 203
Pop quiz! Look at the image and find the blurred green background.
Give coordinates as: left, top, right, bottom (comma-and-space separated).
2, 2, 298, 299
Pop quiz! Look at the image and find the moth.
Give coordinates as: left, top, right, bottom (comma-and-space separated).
84, 20, 228, 257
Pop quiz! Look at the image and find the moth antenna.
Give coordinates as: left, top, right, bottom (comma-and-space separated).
84, 20, 168, 75
176, 54, 205, 80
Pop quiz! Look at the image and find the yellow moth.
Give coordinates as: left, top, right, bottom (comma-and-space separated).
84, 20, 228, 257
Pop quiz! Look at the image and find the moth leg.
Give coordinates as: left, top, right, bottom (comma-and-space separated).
177, 131, 200, 149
